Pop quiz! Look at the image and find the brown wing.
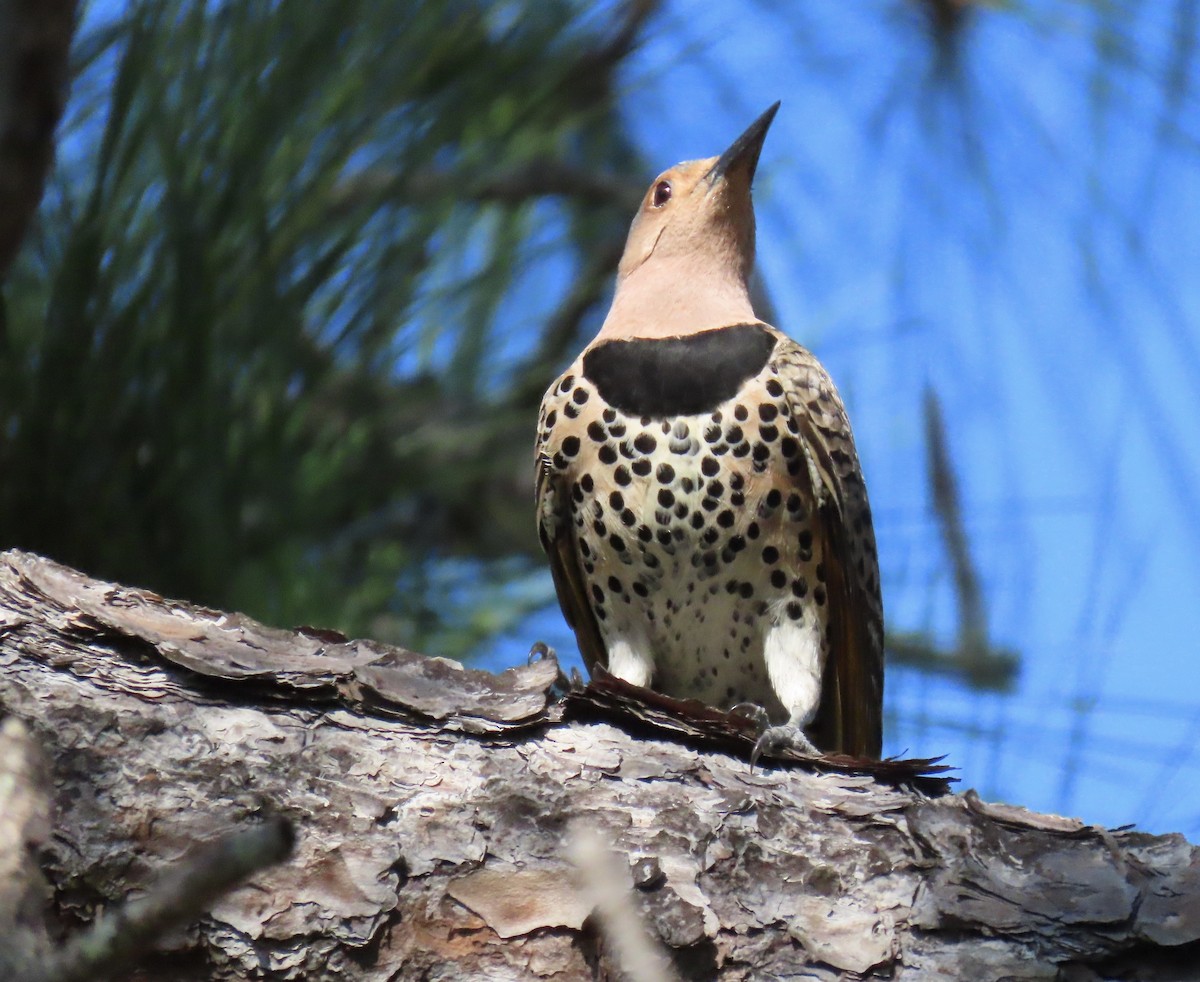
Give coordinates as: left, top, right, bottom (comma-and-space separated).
535, 402, 607, 676
774, 338, 884, 757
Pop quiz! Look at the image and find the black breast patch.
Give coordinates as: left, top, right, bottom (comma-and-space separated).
581, 324, 777, 419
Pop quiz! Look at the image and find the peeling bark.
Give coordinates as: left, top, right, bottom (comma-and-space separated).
0, 549, 1197, 981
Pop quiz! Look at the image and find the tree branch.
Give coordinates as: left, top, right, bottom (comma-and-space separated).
0, 549, 1196, 980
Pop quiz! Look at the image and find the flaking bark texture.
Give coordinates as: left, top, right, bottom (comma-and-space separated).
0, 549, 1197, 981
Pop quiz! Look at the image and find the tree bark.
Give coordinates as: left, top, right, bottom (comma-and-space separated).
0, 549, 1197, 981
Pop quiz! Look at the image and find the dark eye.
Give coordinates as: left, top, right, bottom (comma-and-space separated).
652, 181, 672, 207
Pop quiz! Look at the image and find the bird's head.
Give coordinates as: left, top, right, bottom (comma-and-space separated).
616, 102, 780, 288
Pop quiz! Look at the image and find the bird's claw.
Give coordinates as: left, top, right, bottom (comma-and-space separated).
751, 724, 820, 770
528, 641, 555, 665
729, 701, 771, 731
529, 641, 583, 696
729, 704, 821, 768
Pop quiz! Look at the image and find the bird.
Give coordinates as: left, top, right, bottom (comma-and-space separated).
535, 103, 883, 759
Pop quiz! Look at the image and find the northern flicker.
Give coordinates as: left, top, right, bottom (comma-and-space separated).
535, 103, 884, 759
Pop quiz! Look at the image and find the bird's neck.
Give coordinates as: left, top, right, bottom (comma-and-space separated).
597, 255, 756, 341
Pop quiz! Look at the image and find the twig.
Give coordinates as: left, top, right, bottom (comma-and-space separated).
36, 816, 295, 982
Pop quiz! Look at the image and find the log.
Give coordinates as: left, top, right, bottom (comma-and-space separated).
0, 549, 1197, 981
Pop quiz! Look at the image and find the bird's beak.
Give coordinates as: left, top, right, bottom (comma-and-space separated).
705, 101, 780, 188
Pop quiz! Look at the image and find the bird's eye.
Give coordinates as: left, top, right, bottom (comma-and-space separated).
652, 181, 672, 207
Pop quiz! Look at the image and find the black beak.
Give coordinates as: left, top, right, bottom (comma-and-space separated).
706, 101, 780, 187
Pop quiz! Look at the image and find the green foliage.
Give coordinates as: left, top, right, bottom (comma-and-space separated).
0, 0, 648, 653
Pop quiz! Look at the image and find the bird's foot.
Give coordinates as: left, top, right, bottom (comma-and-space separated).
729, 703, 820, 769
528, 641, 583, 695
751, 724, 820, 769
729, 702, 771, 731
528, 640, 555, 665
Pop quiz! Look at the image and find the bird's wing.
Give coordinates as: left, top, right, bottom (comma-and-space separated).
535, 388, 608, 676
773, 336, 884, 757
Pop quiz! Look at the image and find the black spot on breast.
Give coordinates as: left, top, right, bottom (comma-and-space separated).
581, 325, 777, 418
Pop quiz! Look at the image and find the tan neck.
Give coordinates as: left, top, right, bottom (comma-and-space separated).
597, 254, 757, 341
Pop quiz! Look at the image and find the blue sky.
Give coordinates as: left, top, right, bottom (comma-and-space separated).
487, 3, 1200, 836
